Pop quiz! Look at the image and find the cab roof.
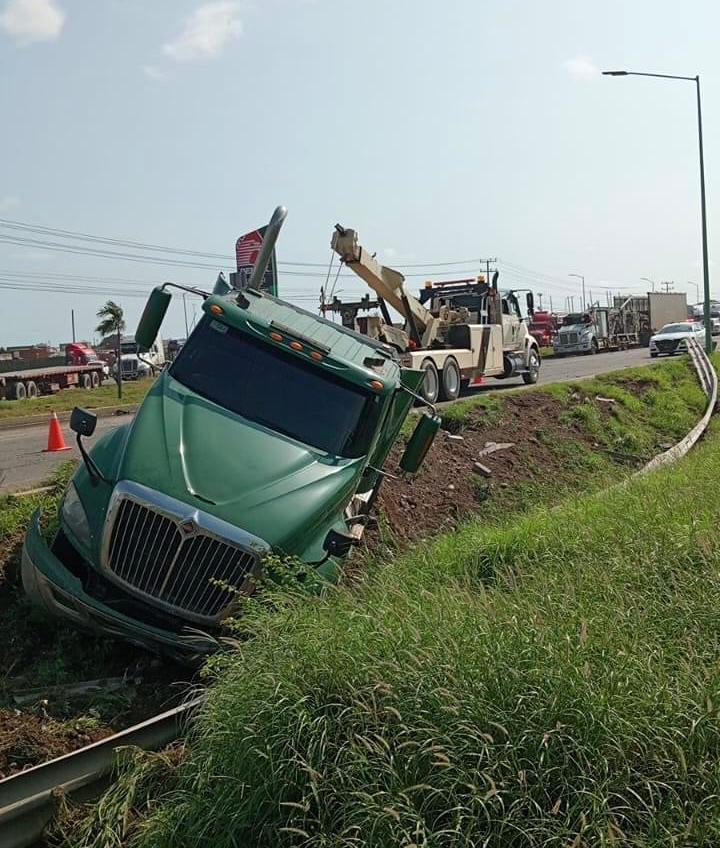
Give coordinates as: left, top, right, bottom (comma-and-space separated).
213, 287, 401, 380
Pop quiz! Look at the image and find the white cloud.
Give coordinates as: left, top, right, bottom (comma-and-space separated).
0, 195, 19, 213
562, 56, 599, 81
0, 0, 64, 45
142, 64, 168, 82
163, 2, 243, 63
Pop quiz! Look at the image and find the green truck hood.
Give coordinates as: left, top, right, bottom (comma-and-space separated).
118, 374, 362, 552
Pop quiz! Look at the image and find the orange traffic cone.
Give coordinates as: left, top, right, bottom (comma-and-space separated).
42, 412, 72, 453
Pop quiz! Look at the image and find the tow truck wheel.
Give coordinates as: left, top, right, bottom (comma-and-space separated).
522, 349, 541, 385
439, 357, 461, 401
25, 381, 38, 399
80, 373, 92, 390
420, 359, 440, 405
91, 371, 100, 388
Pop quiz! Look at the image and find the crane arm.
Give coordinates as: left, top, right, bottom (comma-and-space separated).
331, 226, 435, 335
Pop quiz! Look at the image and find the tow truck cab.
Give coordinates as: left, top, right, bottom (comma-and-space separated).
21, 286, 434, 659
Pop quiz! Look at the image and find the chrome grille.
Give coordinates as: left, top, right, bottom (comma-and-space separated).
560, 332, 578, 345
107, 497, 259, 623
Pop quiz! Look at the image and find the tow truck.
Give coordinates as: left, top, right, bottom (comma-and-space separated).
328, 226, 541, 403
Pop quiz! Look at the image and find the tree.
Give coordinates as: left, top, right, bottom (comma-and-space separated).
96, 300, 125, 400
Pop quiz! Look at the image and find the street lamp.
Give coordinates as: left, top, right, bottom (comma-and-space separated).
640, 276, 655, 293
603, 69, 711, 353
569, 273, 586, 310
687, 281, 700, 304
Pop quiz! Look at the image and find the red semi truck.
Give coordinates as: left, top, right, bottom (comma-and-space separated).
0, 342, 108, 400
528, 310, 559, 347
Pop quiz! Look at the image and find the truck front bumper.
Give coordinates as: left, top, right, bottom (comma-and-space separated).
553, 343, 591, 355
22, 511, 220, 662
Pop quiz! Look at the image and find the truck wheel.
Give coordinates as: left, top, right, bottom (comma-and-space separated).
587, 338, 598, 355
522, 348, 541, 385
80, 373, 92, 390
439, 357, 461, 401
91, 371, 100, 388
25, 381, 38, 399
10, 382, 26, 400
420, 359, 440, 405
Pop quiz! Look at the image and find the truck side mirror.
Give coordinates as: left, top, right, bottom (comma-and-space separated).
70, 407, 97, 437
526, 292, 535, 317
399, 414, 441, 473
136, 287, 172, 352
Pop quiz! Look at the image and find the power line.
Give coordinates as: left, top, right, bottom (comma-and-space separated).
0, 216, 487, 272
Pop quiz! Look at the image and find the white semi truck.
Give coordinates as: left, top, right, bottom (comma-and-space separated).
329, 226, 541, 403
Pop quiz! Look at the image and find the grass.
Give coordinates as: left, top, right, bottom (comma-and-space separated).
65, 357, 720, 847
0, 461, 145, 723
0, 462, 75, 543
0, 379, 151, 420
112, 423, 720, 848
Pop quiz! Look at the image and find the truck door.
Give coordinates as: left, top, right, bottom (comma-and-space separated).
502, 296, 521, 349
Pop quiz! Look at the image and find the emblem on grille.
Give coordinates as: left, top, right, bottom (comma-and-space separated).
179, 519, 197, 535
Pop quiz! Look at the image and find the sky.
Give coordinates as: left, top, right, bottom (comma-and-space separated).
0, 0, 718, 346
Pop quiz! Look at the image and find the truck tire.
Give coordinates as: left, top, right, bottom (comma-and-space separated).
522, 348, 541, 384
420, 359, 440, 405
439, 357, 461, 401
91, 371, 100, 388
80, 373, 92, 390
25, 381, 38, 399
10, 382, 26, 400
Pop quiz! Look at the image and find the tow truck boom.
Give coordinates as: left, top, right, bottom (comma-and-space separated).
331, 225, 440, 346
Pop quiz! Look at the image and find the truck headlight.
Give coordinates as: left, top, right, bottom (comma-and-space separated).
61, 483, 92, 547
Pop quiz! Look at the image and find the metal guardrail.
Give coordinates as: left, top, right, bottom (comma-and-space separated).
636, 338, 717, 476
0, 696, 203, 848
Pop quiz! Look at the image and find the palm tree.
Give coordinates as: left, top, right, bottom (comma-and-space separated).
96, 301, 125, 399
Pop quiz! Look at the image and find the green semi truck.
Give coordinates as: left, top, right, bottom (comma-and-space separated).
21, 209, 439, 660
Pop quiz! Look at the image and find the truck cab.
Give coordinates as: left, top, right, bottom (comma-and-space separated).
21, 280, 433, 660
115, 335, 166, 380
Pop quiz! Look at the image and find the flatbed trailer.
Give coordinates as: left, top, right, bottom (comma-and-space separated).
0, 363, 105, 400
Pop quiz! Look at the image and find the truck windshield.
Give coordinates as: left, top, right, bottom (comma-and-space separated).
170, 317, 381, 458
660, 323, 692, 334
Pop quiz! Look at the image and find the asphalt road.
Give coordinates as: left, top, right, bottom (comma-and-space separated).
0, 347, 661, 495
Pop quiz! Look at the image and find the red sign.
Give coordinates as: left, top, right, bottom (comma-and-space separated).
235, 230, 264, 267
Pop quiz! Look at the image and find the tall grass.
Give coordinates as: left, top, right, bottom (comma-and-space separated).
121, 417, 720, 848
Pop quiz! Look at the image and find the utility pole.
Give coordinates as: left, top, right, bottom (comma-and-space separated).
182, 294, 189, 337
484, 257, 497, 283
660, 281, 674, 293
71, 309, 76, 343
569, 273, 586, 310
538, 293, 544, 309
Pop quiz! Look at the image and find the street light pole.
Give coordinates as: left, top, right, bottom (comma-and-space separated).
640, 276, 655, 293
569, 273, 586, 310
603, 69, 712, 353
687, 281, 700, 305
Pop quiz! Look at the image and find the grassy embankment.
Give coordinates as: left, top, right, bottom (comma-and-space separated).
392, 355, 707, 529
63, 356, 720, 847
0, 379, 151, 421
0, 463, 116, 702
